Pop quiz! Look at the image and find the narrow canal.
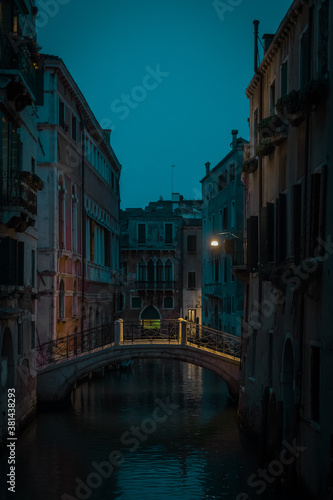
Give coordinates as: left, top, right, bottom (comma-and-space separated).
1, 359, 305, 499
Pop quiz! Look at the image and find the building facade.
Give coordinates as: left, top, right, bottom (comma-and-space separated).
0, 0, 43, 444
201, 130, 248, 335
239, 1, 333, 498
120, 195, 202, 325
36, 56, 121, 345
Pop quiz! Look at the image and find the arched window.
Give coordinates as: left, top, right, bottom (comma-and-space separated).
73, 280, 78, 317
138, 260, 146, 283
58, 177, 65, 249
71, 185, 77, 253
156, 259, 163, 284
165, 259, 173, 284
59, 280, 65, 319
147, 259, 154, 285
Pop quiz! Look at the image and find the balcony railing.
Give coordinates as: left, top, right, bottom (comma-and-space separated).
86, 263, 111, 283
0, 172, 38, 216
203, 283, 223, 297
0, 34, 43, 102
135, 281, 176, 290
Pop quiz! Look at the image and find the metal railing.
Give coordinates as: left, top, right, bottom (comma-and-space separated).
123, 320, 179, 344
135, 281, 176, 290
186, 322, 241, 359
0, 172, 37, 215
36, 324, 114, 368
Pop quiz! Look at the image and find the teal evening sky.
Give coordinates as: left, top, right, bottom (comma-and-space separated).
37, 0, 292, 208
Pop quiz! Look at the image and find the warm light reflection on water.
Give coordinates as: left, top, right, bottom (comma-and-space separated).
1, 360, 305, 499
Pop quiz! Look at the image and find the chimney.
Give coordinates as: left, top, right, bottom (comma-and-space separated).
262, 34, 274, 53
103, 129, 111, 144
254, 20, 259, 73
205, 162, 211, 175
231, 130, 238, 149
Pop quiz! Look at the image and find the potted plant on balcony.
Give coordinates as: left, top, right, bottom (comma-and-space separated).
256, 137, 275, 158
242, 156, 258, 175
21, 171, 44, 191
299, 78, 329, 113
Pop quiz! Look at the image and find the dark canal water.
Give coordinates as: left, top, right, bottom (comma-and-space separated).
1, 359, 304, 500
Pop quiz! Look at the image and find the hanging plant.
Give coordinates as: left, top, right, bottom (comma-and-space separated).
276, 89, 301, 115
242, 156, 258, 174
256, 138, 275, 158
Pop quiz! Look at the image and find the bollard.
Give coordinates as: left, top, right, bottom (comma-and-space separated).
115, 319, 124, 346
178, 318, 187, 346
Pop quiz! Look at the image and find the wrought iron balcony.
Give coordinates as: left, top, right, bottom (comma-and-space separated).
0, 34, 43, 105
135, 281, 176, 291
0, 171, 43, 228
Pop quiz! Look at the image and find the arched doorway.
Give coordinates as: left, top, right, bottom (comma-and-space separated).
282, 338, 295, 443
1, 328, 15, 388
140, 305, 161, 331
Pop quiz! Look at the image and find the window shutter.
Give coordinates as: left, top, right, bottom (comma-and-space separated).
247, 216, 258, 272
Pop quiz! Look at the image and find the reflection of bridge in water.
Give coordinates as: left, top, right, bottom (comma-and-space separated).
36, 320, 241, 403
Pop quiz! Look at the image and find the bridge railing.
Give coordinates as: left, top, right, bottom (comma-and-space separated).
36, 324, 114, 368
186, 322, 241, 359
123, 320, 179, 344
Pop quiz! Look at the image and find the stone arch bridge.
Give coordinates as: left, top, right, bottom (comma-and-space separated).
36, 320, 241, 403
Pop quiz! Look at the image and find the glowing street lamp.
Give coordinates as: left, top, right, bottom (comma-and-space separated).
210, 231, 240, 248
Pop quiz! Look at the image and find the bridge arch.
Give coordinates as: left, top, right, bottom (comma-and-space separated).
37, 344, 240, 405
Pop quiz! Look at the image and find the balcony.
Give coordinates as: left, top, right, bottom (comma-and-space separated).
86, 263, 112, 283
0, 172, 43, 230
0, 34, 43, 105
135, 281, 176, 291
203, 284, 223, 297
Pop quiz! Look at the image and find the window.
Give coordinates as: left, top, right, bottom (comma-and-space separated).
138, 260, 146, 283
71, 115, 77, 141
147, 259, 154, 284
165, 259, 173, 283
310, 346, 320, 422
18, 323, 23, 356
59, 280, 65, 319
163, 297, 174, 309
73, 281, 78, 317
188, 272, 196, 289
231, 296, 235, 313
300, 29, 309, 88
247, 216, 258, 272
156, 259, 163, 283
214, 258, 219, 283
223, 206, 228, 231
281, 60, 288, 97
58, 177, 65, 249
231, 201, 235, 228
318, 0, 329, 77
131, 297, 142, 309
31, 250, 35, 288
230, 163, 235, 182
218, 172, 226, 190
223, 258, 227, 283
138, 223, 146, 244
31, 156, 36, 173
71, 186, 77, 253
292, 184, 302, 262
270, 81, 276, 116
165, 223, 173, 244
31, 322, 35, 350
309, 172, 324, 256
59, 100, 65, 127
111, 171, 115, 189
